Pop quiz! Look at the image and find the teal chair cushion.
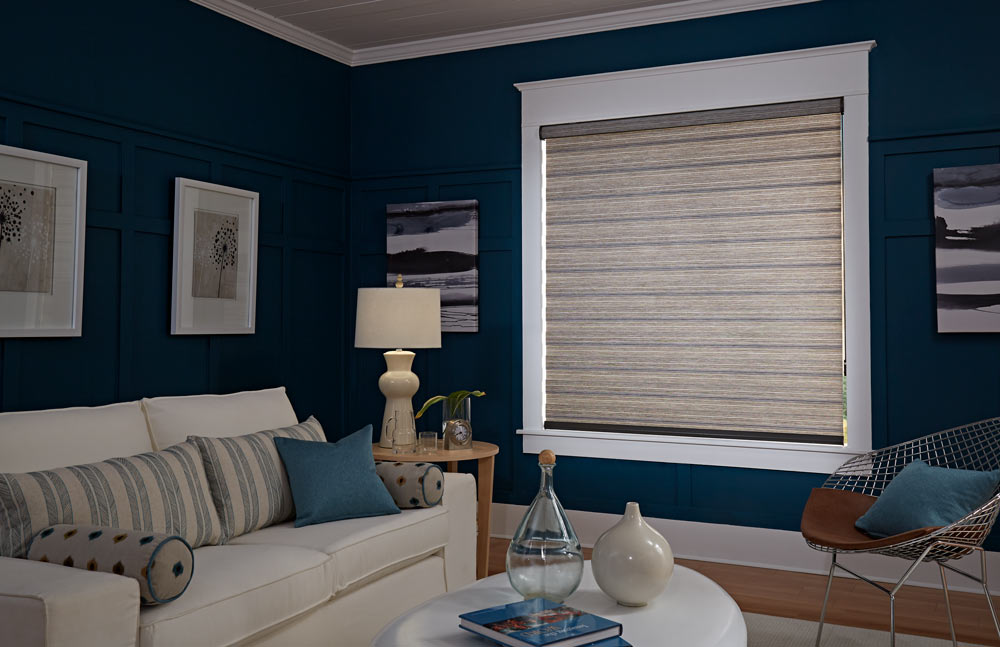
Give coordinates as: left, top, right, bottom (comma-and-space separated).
274, 424, 400, 527
855, 459, 1000, 538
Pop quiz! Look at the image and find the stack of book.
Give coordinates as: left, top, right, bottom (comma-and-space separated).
459, 598, 631, 647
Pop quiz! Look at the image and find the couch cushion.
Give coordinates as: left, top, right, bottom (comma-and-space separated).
142, 387, 298, 450
0, 401, 152, 473
138, 544, 331, 647
0, 440, 222, 558
229, 505, 449, 592
189, 417, 326, 542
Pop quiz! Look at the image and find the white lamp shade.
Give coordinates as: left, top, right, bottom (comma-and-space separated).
355, 287, 442, 349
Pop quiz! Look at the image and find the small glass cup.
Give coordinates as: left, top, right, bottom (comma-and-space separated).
391, 410, 416, 455
418, 432, 438, 454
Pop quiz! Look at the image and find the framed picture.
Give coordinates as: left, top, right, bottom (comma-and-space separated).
171, 178, 258, 335
386, 199, 479, 332
934, 163, 1000, 332
0, 144, 87, 337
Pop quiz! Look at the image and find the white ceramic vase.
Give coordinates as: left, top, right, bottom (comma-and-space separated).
592, 502, 674, 606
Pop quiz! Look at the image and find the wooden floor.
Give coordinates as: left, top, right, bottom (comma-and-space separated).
488, 538, 1000, 646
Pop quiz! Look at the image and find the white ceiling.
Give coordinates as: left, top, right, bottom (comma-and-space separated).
191, 0, 818, 66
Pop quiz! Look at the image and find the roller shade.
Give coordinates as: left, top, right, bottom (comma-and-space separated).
543, 101, 845, 444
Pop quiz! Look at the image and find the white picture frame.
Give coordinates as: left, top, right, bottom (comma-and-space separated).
0, 144, 87, 338
171, 178, 258, 335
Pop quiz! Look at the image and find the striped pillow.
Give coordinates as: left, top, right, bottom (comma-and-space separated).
188, 417, 326, 541
0, 441, 222, 558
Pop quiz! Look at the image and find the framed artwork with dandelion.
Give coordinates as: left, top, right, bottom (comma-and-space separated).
171, 178, 258, 334
0, 144, 87, 337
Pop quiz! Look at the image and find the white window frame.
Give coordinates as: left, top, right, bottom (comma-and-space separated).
516, 41, 876, 474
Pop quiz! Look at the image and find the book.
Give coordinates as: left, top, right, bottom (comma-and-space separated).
459, 598, 623, 647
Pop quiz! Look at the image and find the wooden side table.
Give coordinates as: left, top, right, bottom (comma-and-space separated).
372, 441, 499, 580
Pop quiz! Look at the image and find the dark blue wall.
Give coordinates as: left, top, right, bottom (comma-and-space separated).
0, 0, 351, 435
348, 0, 1000, 537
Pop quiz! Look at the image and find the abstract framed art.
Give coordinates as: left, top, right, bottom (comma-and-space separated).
386, 199, 479, 332
171, 178, 258, 335
0, 144, 87, 337
934, 163, 1000, 333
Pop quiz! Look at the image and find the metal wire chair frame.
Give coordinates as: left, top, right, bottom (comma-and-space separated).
805, 416, 1000, 647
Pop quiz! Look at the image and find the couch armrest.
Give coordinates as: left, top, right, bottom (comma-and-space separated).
0, 556, 139, 647
440, 472, 477, 590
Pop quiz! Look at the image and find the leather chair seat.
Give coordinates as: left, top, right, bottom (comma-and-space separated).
800, 487, 940, 551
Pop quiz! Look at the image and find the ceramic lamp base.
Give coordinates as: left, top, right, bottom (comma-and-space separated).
377, 350, 419, 449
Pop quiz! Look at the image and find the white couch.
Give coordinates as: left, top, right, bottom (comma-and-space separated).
0, 388, 477, 647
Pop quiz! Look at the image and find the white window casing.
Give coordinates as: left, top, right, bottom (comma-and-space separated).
516, 41, 876, 473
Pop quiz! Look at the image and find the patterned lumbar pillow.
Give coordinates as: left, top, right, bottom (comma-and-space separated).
26, 524, 194, 605
376, 462, 444, 508
188, 417, 326, 541
0, 441, 222, 559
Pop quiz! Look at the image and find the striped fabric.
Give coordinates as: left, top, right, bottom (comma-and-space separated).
543, 104, 845, 443
189, 417, 325, 541
0, 441, 222, 558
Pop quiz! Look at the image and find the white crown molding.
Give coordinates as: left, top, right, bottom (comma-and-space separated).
189, 0, 354, 65
351, 0, 819, 65
190, 0, 819, 67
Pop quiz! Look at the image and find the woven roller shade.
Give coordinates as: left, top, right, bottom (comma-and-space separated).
543, 103, 844, 444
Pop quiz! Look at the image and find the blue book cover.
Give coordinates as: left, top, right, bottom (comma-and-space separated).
459, 598, 622, 647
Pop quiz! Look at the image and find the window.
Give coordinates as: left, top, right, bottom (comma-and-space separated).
517, 42, 875, 473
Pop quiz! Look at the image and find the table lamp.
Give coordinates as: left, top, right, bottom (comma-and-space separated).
355, 276, 441, 448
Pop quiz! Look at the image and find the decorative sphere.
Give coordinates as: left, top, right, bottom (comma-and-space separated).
592, 502, 674, 606
539, 450, 556, 464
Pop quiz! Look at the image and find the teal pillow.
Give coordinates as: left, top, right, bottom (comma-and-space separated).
855, 460, 1000, 538
274, 425, 400, 527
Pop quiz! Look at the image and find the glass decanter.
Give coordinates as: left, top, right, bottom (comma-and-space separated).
506, 450, 584, 602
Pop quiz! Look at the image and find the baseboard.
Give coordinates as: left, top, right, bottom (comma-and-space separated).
491, 503, 1000, 595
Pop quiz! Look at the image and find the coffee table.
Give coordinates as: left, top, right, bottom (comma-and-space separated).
372, 561, 746, 646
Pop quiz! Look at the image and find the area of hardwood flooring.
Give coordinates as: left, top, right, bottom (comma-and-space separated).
488, 537, 1000, 646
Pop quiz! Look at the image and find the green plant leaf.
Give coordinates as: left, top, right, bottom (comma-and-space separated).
414, 395, 448, 420
415, 390, 486, 419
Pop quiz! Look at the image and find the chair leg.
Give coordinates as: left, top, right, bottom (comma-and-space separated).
887, 545, 936, 647
978, 548, 1000, 641
938, 562, 958, 647
889, 593, 896, 647
815, 553, 837, 647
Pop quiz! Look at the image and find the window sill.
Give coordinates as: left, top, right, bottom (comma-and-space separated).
518, 428, 863, 474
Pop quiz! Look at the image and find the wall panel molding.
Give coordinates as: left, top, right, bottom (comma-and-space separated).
0, 94, 348, 432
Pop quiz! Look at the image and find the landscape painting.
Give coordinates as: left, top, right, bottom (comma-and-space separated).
386, 199, 478, 332
192, 209, 239, 299
0, 180, 56, 294
934, 163, 1000, 332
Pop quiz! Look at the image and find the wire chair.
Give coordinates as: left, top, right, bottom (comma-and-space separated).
802, 416, 1000, 647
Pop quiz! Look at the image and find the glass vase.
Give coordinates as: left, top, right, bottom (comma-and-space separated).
506, 451, 584, 602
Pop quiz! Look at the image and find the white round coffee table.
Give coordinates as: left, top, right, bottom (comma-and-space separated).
373, 561, 746, 646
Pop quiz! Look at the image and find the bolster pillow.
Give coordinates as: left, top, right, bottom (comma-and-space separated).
27, 524, 194, 605
376, 461, 445, 508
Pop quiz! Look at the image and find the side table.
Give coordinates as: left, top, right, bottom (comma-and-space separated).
372, 440, 499, 580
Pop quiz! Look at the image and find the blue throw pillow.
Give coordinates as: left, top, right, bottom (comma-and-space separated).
274, 424, 400, 527
855, 460, 1000, 538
